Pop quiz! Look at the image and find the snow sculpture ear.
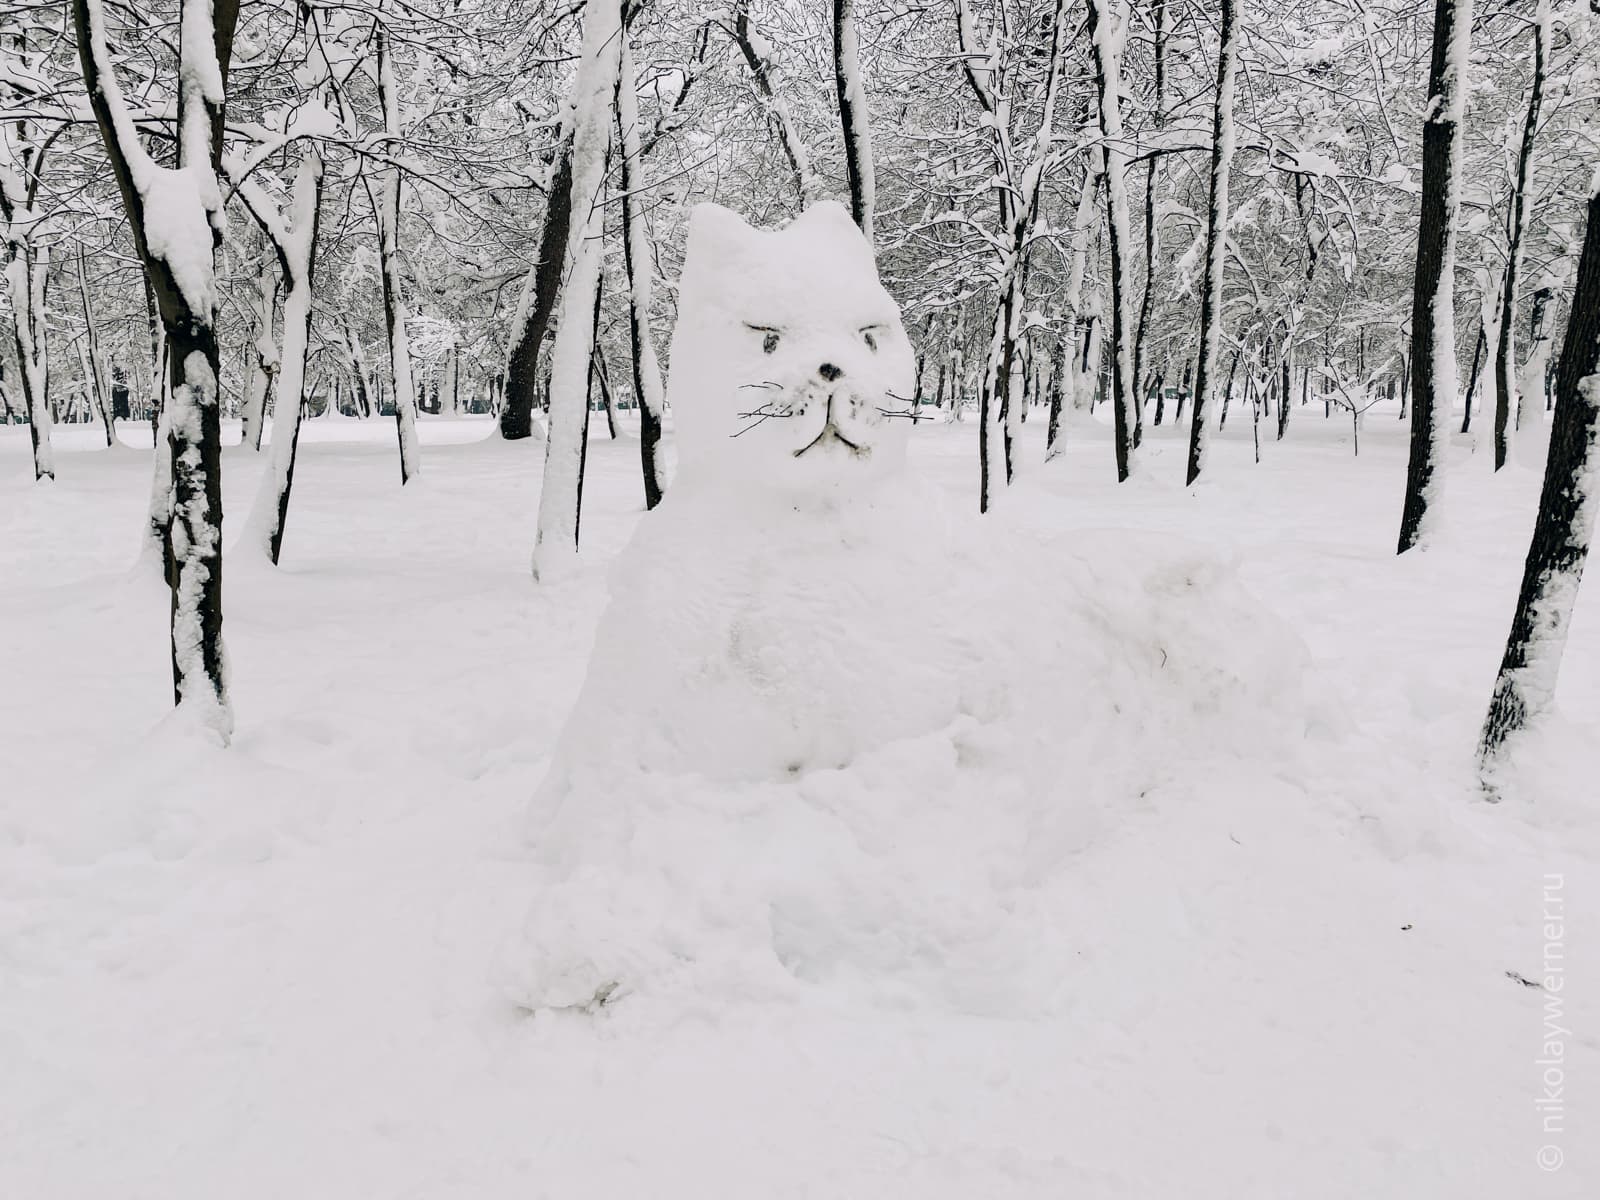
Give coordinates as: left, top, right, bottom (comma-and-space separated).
683, 203, 758, 267
783, 202, 874, 270
785, 200, 864, 244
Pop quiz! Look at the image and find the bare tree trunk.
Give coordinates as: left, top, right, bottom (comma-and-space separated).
74, 0, 239, 737
1398, 0, 1472, 553
1184, 0, 1238, 486
242, 245, 275, 451
833, 0, 874, 242
240, 152, 323, 565
1460, 319, 1484, 433
532, 0, 622, 581
76, 243, 113, 446
616, 6, 667, 508
1480, 181, 1600, 767
1088, 0, 1137, 482
499, 126, 572, 442
5, 238, 52, 480
1047, 151, 1103, 461
1132, 0, 1167, 443
1492, 0, 1548, 472
368, 26, 421, 481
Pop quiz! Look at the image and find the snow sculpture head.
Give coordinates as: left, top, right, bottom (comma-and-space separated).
666, 201, 916, 491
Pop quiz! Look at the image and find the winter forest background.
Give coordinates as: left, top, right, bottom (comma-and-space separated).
2, 0, 1599, 1196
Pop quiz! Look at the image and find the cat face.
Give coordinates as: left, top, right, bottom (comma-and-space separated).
666, 202, 916, 491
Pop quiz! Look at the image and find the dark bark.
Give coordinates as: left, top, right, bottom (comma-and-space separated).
1132, 0, 1167, 443
1398, 0, 1468, 552
1480, 184, 1600, 764
616, 11, 665, 508
1461, 320, 1484, 433
1045, 335, 1066, 449
501, 129, 575, 441
74, 0, 238, 722
1277, 350, 1290, 440
833, 0, 873, 241
1087, 0, 1135, 482
1493, 7, 1546, 471
1184, 0, 1236, 486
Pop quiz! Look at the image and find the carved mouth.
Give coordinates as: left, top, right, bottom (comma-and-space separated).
793, 420, 869, 460
793, 390, 871, 460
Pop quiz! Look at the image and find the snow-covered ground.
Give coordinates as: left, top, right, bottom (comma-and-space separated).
2, 407, 1595, 1198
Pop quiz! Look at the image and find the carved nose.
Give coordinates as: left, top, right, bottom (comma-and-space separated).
818, 363, 842, 382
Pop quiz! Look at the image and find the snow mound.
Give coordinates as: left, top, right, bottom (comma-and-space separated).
506, 481, 1322, 1016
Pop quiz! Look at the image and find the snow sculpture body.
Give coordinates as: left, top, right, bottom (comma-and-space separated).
508, 202, 1321, 1016
537, 201, 953, 788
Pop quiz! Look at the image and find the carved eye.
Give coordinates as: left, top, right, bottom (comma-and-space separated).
745, 324, 781, 354
861, 327, 880, 352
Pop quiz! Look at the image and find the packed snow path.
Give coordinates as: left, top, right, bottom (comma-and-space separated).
1, 412, 1595, 1198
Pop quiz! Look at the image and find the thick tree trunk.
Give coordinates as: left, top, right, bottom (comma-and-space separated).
1398, 0, 1472, 552
1480, 181, 1600, 767
74, 0, 239, 737
500, 136, 572, 443
1184, 0, 1237, 486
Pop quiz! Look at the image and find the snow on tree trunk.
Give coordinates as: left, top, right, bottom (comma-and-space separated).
240, 151, 323, 566
1397, 0, 1472, 554
4, 238, 52, 481
616, 14, 667, 508
1183, 0, 1238, 486
1088, 0, 1137, 483
963, 0, 1067, 507
1048, 151, 1104, 461
74, 0, 238, 740
1460, 318, 1485, 433
76, 243, 114, 447
241, 245, 275, 451
833, 0, 874, 243
0, 111, 56, 479
1492, 0, 1547, 473
370, 26, 420, 483
1045, 333, 1068, 452
1514, 283, 1556, 464
1479, 176, 1600, 769
1132, 0, 1167, 443
531, 0, 621, 582
499, 124, 571, 443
